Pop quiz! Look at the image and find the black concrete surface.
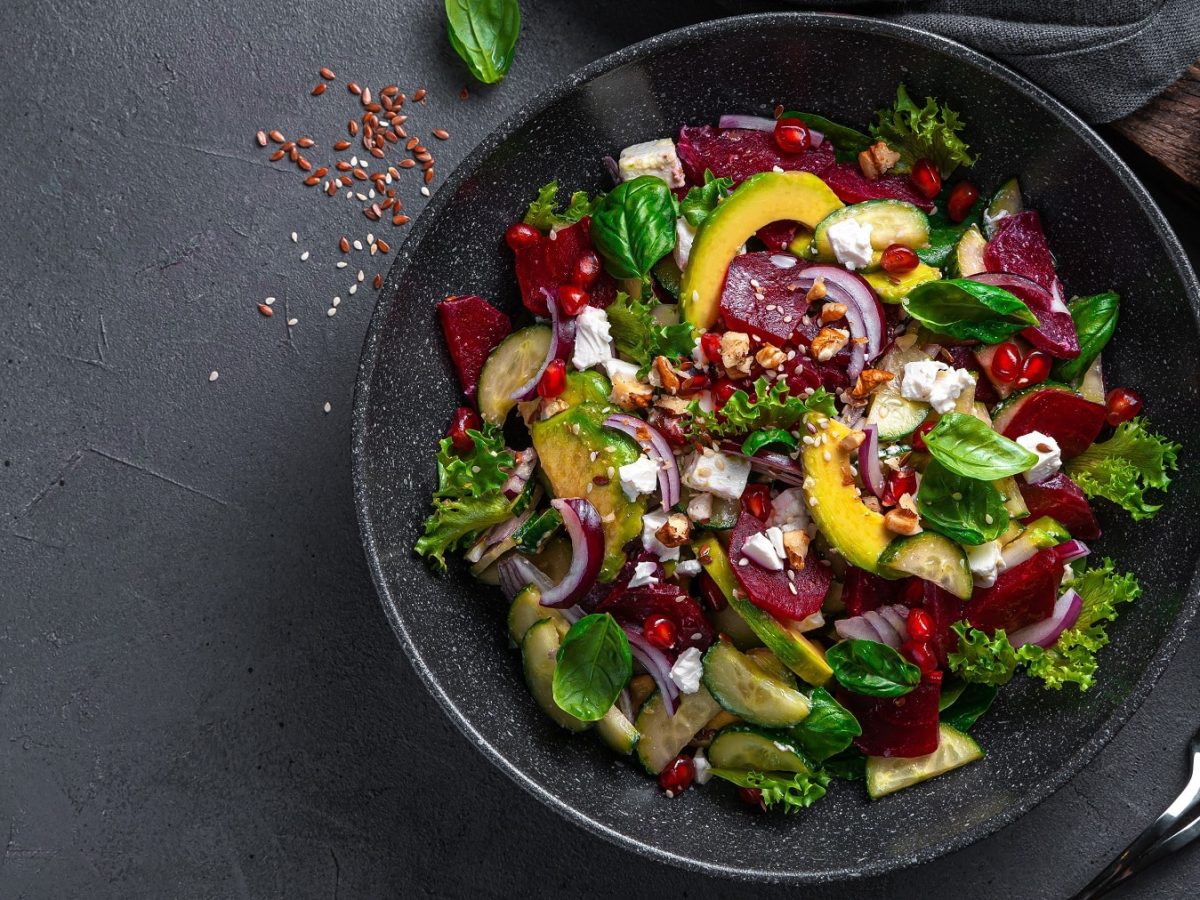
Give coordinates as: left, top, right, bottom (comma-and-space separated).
1, 1, 1196, 897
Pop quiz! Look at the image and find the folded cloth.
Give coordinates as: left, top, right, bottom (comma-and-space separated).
770, 0, 1200, 122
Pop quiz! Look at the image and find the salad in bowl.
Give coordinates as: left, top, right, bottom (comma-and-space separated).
414, 85, 1179, 811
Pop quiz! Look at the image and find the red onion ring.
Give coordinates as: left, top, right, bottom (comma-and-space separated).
1054, 539, 1091, 565
834, 603, 910, 648
792, 265, 885, 381
503, 448, 538, 500
623, 624, 680, 716
510, 289, 576, 402
498, 554, 553, 601
1010, 589, 1083, 649
483, 504, 535, 549
538, 498, 604, 608
858, 424, 885, 499
834, 617, 881, 643
716, 114, 825, 146
604, 413, 680, 508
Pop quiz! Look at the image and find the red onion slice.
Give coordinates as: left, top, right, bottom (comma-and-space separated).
858, 424, 885, 499
877, 604, 910, 639
483, 504, 535, 549
498, 554, 553, 601
864, 610, 900, 647
716, 114, 825, 146
835, 603, 910, 648
792, 265, 885, 381
538, 498, 604, 608
604, 413, 681, 509
624, 624, 680, 716
510, 289, 576, 402
834, 617, 882, 643
503, 448, 539, 500
718, 441, 806, 486
1055, 539, 1091, 564
1010, 589, 1083, 649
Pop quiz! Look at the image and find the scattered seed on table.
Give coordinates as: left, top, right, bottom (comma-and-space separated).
424, 169, 435, 184
281, 140, 296, 152
311, 83, 326, 96
298, 157, 313, 172
209, 370, 219, 382
287, 317, 298, 326
257, 303, 274, 317
366, 233, 374, 244
339, 237, 350, 252
265, 296, 276, 305
413, 88, 426, 102
298, 137, 315, 148
314, 166, 328, 178
357, 270, 364, 282
269, 149, 285, 161
327, 307, 337, 317
356, 193, 368, 202
373, 274, 383, 289
348, 120, 359, 136
255, 130, 268, 146
433, 129, 450, 140
334, 140, 351, 152
420, 186, 430, 197
303, 175, 320, 186
361, 87, 372, 105
377, 239, 390, 254
370, 243, 377, 255
349, 284, 357, 295
459, 87, 469, 100
381, 84, 398, 97
324, 402, 331, 413
393, 214, 409, 225
288, 147, 298, 161
300, 250, 310, 261
269, 129, 285, 143
399, 159, 415, 169
336, 261, 347, 269
353, 240, 363, 250
290, 232, 298, 243
348, 81, 361, 95
333, 296, 341, 307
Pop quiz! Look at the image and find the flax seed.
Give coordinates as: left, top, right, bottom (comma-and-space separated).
255, 130, 268, 146
258, 303, 274, 317
392, 214, 409, 225
348, 81, 361, 95
348, 120, 359, 136
433, 129, 449, 140
269, 149, 285, 161
304, 175, 320, 185
335, 161, 351, 171
392, 114, 408, 125
381, 84, 399, 97
314, 166, 328, 178
289, 147, 298, 161
365, 102, 382, 113
373, 274, 383, 289
424, 168, 434, 184
405, 137, 419, 150
383, 131, 398, 143
339, 175, 352, 187
297, 157, 312, 171
320, 66, 336, 80
297, 137, 315, 148
269, 129, 285, 143
339, 237, 351, 252
281, 140, 296, 151
311, 83, 326, 96
399, 159, 415, 168
334, 139, 351, 151
352, 168, 367, 180
413, 88, 426, 102
459, 87, 469, 100
414, 144, 427, 154
377, 239, 390, 254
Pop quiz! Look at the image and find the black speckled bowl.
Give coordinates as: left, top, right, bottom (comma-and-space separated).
353, 13, 1200, 881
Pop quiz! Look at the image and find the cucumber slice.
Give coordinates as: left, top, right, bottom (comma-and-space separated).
708, 724, 814, 774
745, 647, 798, 688
983, 177, 1023, 239
702, 640, 812, 727
513, 508, 562, 555
866, 724, 984, 799
690, 495, 739, 532
596, 706, 640, 755
635, 687, 720, 774
521, 619, 591, 733
993, 475, 1029, 519
866, 341, 934, 441
1000, 516, 1070, 570
813, 200, 931, 263
879, 532, 973, 600
478, 325, 553, 425
952, 225, 987, 277
507, 585, 567, 645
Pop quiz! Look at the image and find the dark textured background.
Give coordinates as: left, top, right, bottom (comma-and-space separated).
0, 1, 1196, 897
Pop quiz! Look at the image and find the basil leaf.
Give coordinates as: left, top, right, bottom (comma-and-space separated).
826, 639, 921, 697
788, 688, 861, 762
590, 176, 677, 280
444, 0, 520, 85
823, 748, 867, 781
782, 111, 871, 161
941, 682, 999, 732
916, 460, 1009, 545
905, 279, 1039, 343
741, 427, 798, 456
1053, 291, 1119, 384
916, 223, 969, 268
551, 613, 632, 721
923, 412, 1038, 480
680, 169, 733, 228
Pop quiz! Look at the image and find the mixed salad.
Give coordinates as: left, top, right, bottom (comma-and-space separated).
416, 86, 1180, 810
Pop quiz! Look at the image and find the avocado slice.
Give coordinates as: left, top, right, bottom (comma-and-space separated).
530, 401, 644, 581
864, 262, 942, 304
680, 171, 843, 329
556, 370, 611, 410
801, 414, 895, 575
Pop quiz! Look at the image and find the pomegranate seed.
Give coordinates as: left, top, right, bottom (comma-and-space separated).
773, 117, 810, 154
537, 359, 567, 399
737, 787, 765, 809
902, 577, 926, 605
990, 341, 1022, 384
741, 483, 772, 521
947, 181, 980, 223
643, 615, 677, 650
697, 572, 728, 612
504, 222, 539, 251
909, 159, 941, 200
700, 332, 723, 366
1016, 350, 1051, 388
558, 284, 590, 316
880, 243, 920, 275
882, 465, 917, 506
901, 639, 938, 674
712, 377, 740, 409
1105, 387, 1144, 425
572, 251, 602, 288
658, 755, 695, 796
907, 608, 934, 641
910, 419, 936, 451
446, 406, 482, 454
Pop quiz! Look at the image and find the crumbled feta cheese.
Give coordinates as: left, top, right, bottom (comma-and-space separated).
825, 218, 874, 271
675, 217, 696, 270
766, 526, 785, 560
691, 335, 708, 369
601, 357, 640, 383
692, 747, 713, 785
627, 560, 659, 589
900, 359, 975, 413
674, 559, 702, 577
668, 646, 704, 694
967, 540, 1003, 588
742, 530, 785, 571
618, 454, 660, 501
681, 447, 751, 500
618, 138, 685, 188
767, 487, 810, 532
572, 305, 614, 371
641, 507, 680, 561
1015, 431, 1063, 484
687, 491, 714, 523
794, 610, 825, 633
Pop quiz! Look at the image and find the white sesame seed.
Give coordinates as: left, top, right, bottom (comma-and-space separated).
738, 558, 748, 566
368, 189, 376, 199
420, 186, 430, 197
324, 402, 331, 413
349, 284, 357, 295
357, 270, 365, 282
208, 370, 219, 382
370, 244, 377, 255
327, 307, 337, 317
353, 240, 363, 251
265, 296, 275, 305
355, 193, 368, 202
336, 261, 348, 268
385, 174, 393, 184
367, 233, 375, 244
350, 156, 358, 166
300, 250, 309, 261
287, 317, 298, 326
332, 296, 341, 307
290, 232, 298, 243
345, 191, 353, 199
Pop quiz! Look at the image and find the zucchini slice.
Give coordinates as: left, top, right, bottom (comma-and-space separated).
477, 325, 552, 425
596, 706, 640, 755
635, 688, 720, 775
952, 224, 987, 277
507, 586, 566, 646
708, 724, 814, 774
999, 516, 1070, 570
521, 619, 590, 733
879, 532, 973, 600
702, 640, 812, 727
865, 341, 934, 441
866, 724, 984, 798
813, 200, 931, 263
983, 177, 1023, 238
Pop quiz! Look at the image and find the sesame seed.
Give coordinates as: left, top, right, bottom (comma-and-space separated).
265, 296, 276, 305
353, 240, 363, 250
367, 233, 375, 244
208, 370, 219, 382
327, 307, 337, 317
349, 284, 357, 295
336, 261, 348, 268
287, 318, 298, 326
324, 401, 331, 413
738, 558, 748, 567
357, 270, 365, 282
420, 186, 430, 197
332, 296, 341, 307
300, 250, 310, 261
290, 232, 298, 243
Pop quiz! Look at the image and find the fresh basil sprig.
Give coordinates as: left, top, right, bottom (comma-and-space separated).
444, 0, 520, 85
826, 639, 921, 697
590, 176, 677, 281
741, 427, 798, 456
923, 412, 1038, 480
787, 687, 861, 762
1053, 291, 1119, 384
917, 460, 1010, 545
680, 169, 733, 228
551, 613, 632, 721
940, 682, 999, 732
905, 279, 1039, 343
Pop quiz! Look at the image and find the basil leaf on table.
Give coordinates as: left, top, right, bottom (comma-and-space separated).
826, 639, 921, 697
917, 460, 1009, 545
905, 279, 1039, 343
741, 427, 797, 456
788, 687, 861, 762
782, 111, 871, 161
680, 169, 733, 228
551, 613, 632, 722
941, 682, 999, 732
923, 412, 1038, 480
1053, 291, 1119, 384
444, 0, 520, 85
590, 176, 677, 280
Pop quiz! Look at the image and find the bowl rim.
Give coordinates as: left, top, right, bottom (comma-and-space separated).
352, 11, 1200, 882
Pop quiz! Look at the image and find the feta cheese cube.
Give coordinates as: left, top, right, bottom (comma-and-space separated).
825, 218, 874, 271
618, 138, 685, 188
668, 646, 703, 694
900, 359, 975, 413
641, 507, 680, 561
675, 217, 696, 270
966, 540, 1003, 588
680, 447, 751, 500
686, 491, 714, 523
767, 487, 810, 532
618, 454, 660, 501
572, 305, 614, 371
692, 747, 713, 785
742, 530, 784, 571
674, 559, 702, 577
1015, 431, 1063, 484
627, 560, 659, 589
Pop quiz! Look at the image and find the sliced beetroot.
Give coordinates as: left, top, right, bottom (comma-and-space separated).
511, 217, 617, 315
729, 505, 830, 622
756, 220, 799, 252
718, 251, 814, 344
596, 580, 714, 655
842, 567, 905, 617
966, 548, 1063, 635
436, 295, 513, 401
791, 316, 852, 391
984, 210, 1063, 300
820, 163, 935, 212
839, 671, 942, 758
920, 583, 966, 667
1019, 473, 1101, 540
975, 272, 1079, 360
996, 387, 1106, 458
677, 126, 835, 185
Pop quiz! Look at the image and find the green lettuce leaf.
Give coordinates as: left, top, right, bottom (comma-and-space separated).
689, 378, 837, 439
414, 494, 514, 573
522, 180, 600, 231
1066, 418, 1179, 520
708, 768, 831, 813
947, 622, 1019, 686
605, 291, 695, 370
680, 169, 733, 228
870, 83, 977, 177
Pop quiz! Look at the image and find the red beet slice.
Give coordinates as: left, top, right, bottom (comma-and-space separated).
1019, 473, 1101, 540
966, 548, 1063, 634
994, 387, 1106, 458
718, 251, 814, 344
729, 505, 830, 621
842, 567, 905, 617
677, 126, 835, 186
436, 295, 513, 401
756, 220, 799, 251
977, 272, 1079, 359
596, 581, 714, 655
984, 210, 1062, 299
511, 217, 617, 315
920, 583, 967, 667
820, 163, 935, 212
839, 671, 942, 758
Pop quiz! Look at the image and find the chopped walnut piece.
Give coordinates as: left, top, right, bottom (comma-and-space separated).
655, 395, 690, 415
898, 492, 919, 515
810, 326, 850, 362
610, 374, 654, 410
539, 397, 570, 420
850, 368, 895, 399
838, 430, 866, 452
858, 140, 901, 180
653, 355, 682, 393
755, 344, 787, 370
655, 513, 691, 548
884, 507, 923, 536
719, 331, 752, 377
818, 301, 848, 325
805, 276, 827, 302
783, 529, 810, 570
